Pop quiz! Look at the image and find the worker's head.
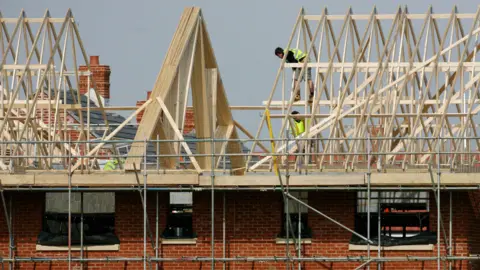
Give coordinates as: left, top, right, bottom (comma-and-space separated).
275, 47, 284, 59
291, 110, 301, 121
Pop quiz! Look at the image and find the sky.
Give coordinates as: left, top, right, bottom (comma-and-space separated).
2, 0, 479, 137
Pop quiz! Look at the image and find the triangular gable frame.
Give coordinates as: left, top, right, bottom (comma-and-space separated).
125, 7, 244, 175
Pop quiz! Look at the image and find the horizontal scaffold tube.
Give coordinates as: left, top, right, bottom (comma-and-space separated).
3, 186, 480, 191
1, 256, 480, 263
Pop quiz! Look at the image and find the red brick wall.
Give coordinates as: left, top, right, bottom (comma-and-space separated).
136, 91, 152, 124
79, 56, 111, 99
183, 108, 195, 134
0, 191, 477, 269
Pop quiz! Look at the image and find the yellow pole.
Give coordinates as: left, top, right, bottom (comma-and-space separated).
265, 109, 278, 175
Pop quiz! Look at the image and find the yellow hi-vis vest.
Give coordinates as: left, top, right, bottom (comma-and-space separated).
292, 120, 305, 136
103, 160, 116, 171
103, 159, 125, 171
285, 48, 307, 61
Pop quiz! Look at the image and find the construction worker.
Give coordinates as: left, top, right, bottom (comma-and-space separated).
275, 47, 314, 102
290, 111, 308, 167
291, 111, 305, 137
290, 111, 307, 154
103, 159, 116, 171
103, 158, 125, 171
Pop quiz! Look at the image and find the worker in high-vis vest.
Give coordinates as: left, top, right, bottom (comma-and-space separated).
290, 111, 307, 153
291, 111, 305, 136
103, 159, 125, 171
275, 47, 314, 102
103, 160, 116, 171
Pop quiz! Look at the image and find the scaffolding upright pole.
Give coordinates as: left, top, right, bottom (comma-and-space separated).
68, 139, 72, 270
155, 192, 159, 270
143, 138, 147, 270
297, 198, 301, 270
211, 88, 216, 270
80, 192, 84, 269
286, 174, 290, 270
367, 136, 371, 270
156, 134, 159, 173
377, 191, 381, 270
285, 115, 291, 270
9, 195, 13, 270
0, 180, 13, 270
449, 191, 452, 270
437, 138, 441, 270
223, 191, 226, 270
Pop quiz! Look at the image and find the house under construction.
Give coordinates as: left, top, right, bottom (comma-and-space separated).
1, 5, 480, 270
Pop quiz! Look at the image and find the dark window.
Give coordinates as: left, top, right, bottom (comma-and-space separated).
162, 192, 196, 239
355, 191, 430, 240
279, 191, 312, 238
37, 192, 119, 246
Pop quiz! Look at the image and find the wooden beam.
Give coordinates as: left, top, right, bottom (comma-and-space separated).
190, 24, 210, 169
156, 97, 202, 173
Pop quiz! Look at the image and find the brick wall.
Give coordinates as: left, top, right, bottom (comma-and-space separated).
79, 56, 111, 99
0, 191, 478, 269
136, 91, 152, 124
183, 108, 195, 134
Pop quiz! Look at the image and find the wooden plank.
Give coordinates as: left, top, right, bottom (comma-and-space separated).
0, 173, 199, 186
370, 173, 480, 186
265, 99, 480, 106
153, 117, 177, 169
1, 18, 66, 23
190, 22, 210, 169
2, 64, 48, 69
214, 124, 231, 168
198, 174, 365, 186
303, 14, 477, 21
3, 172, 480, 187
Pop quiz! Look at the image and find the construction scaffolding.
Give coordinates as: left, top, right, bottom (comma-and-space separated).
0, 5, 480, 270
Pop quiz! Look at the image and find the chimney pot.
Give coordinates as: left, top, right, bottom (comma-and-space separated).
90, 56, 99, 66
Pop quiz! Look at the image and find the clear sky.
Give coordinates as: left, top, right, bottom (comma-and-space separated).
2, 0, 479, 136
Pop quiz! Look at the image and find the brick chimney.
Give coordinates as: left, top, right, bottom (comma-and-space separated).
79, 55, 111, 102
136, 92, 195, 134
136, 91, 152, 124
183, 108, 195, 134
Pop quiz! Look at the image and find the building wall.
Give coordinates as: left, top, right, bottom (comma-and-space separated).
0, 190, 478, 269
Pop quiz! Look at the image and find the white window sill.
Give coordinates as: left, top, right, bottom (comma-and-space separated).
161, 238, 197, 245
36, 244, 119, 251
276, 238, 312, 244
349, 244, 434, 251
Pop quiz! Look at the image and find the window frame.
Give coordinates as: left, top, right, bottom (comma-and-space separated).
162, 192, 196, 239
354, 191, 431, 239
278, 191, 312, 239
38, 192, 119, 247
